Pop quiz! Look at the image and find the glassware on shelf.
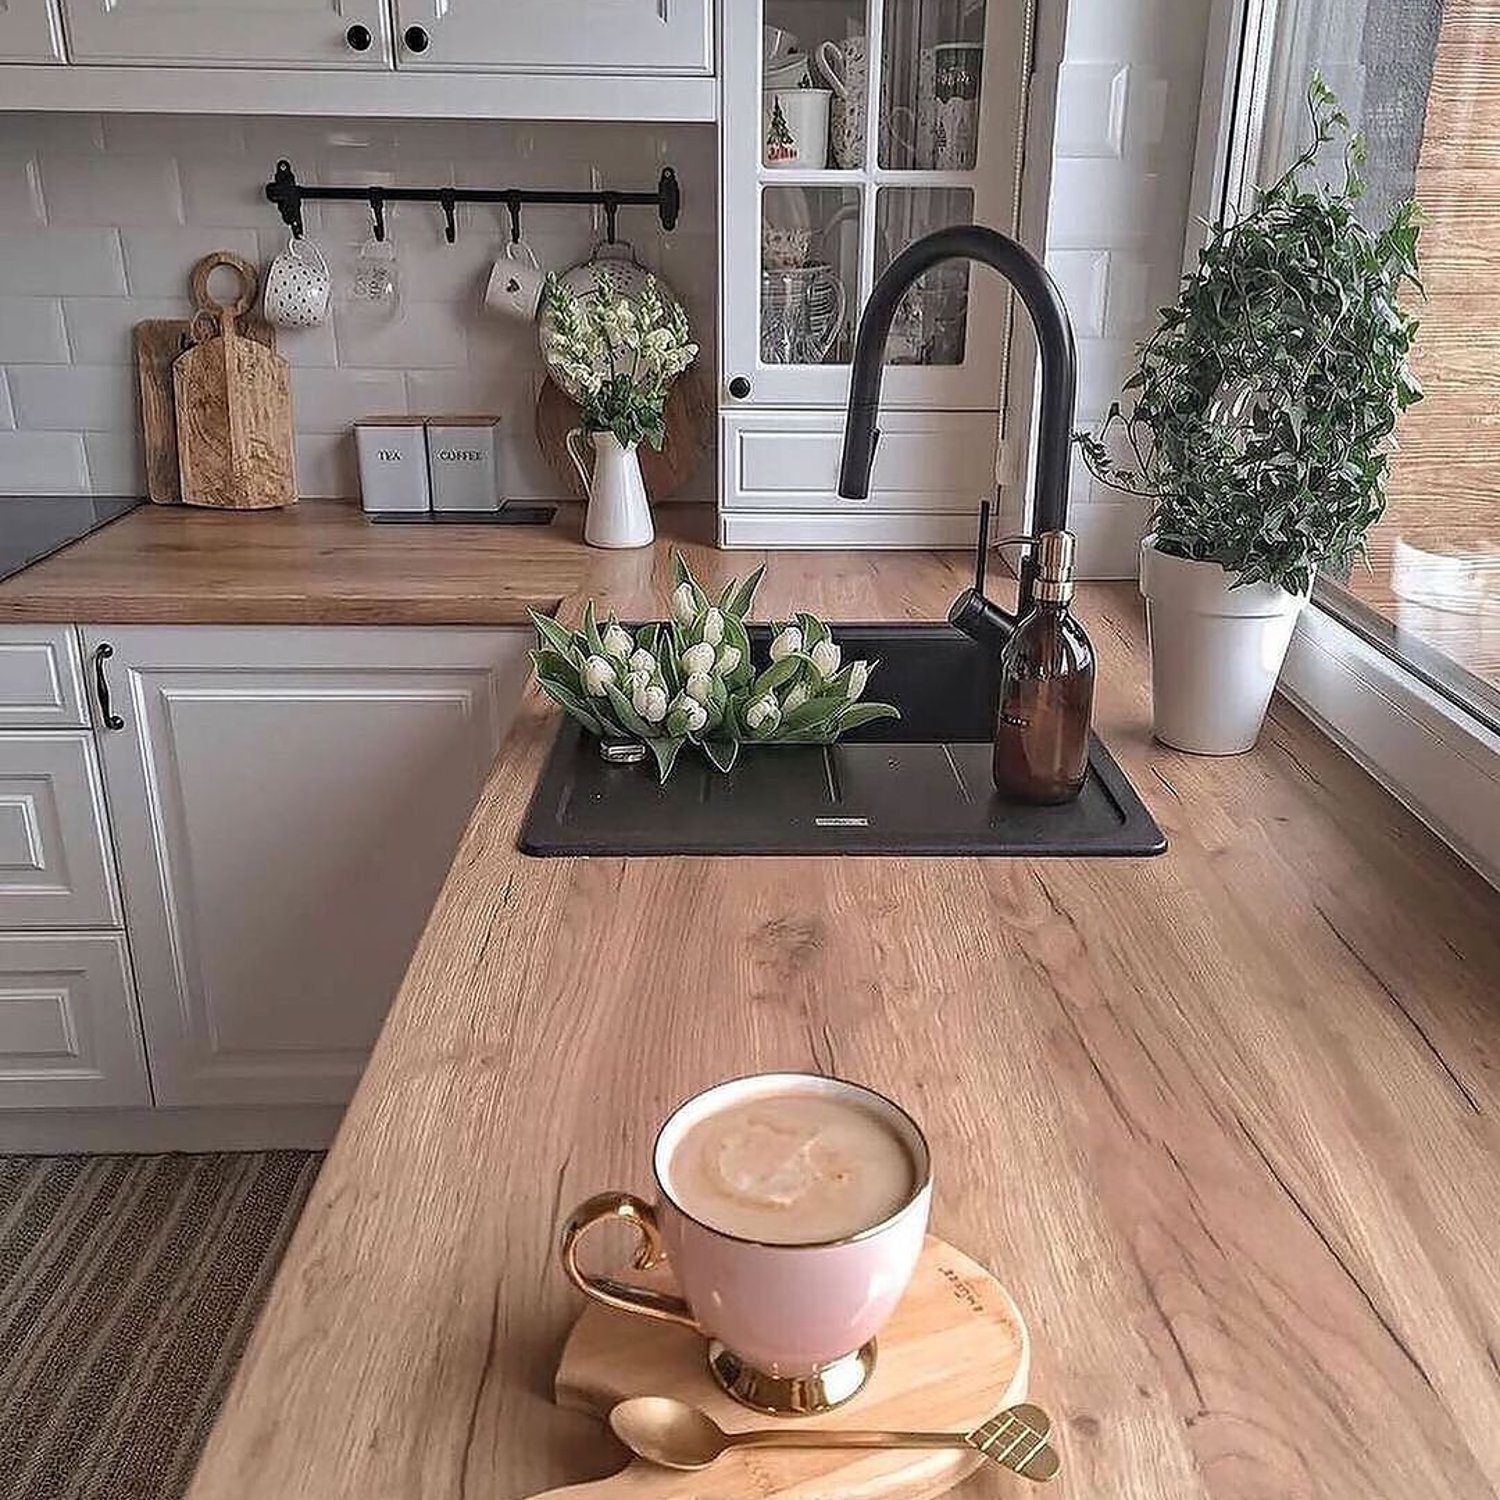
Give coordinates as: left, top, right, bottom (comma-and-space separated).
761, 265, 848, 365
876, 187, 974, 365
878, 0, 988, 170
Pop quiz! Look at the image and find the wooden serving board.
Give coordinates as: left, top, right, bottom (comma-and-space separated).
535, 373, 711, 502
528, 1236, 1029, 1500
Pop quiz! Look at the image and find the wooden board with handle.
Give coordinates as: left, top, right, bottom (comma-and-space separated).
172, 252, 296, 510
135, 301, 274, 505
526, 1236, 1031, 1500
536, 373, 711, 503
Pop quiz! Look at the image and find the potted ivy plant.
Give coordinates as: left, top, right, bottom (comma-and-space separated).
1077, 77, 1422, 754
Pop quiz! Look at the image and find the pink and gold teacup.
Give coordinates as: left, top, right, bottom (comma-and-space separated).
560, 1072, 932, 1414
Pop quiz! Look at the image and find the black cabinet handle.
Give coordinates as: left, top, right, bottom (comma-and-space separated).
93, 643, 124, 731
345, 22, 372, 50
728, 375, 752, 399
403, 24, 430, 51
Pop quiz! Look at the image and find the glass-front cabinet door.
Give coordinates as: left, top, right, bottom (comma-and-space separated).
722, 0, 1032, 410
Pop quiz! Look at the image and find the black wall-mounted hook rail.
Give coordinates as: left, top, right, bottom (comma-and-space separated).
264, 160, 681, 242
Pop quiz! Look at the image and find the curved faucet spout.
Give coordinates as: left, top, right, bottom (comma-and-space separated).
837, 226, 1077, 547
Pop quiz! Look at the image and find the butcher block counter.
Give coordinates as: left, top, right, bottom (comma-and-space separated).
19, 506, 1494, 1500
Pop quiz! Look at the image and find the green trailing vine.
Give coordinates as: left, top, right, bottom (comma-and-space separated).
1075, 75, 1423, 596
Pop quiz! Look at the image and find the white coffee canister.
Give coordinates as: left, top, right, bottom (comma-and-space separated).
356, 417, 431, 515
1139, 538, 1309, 755
427, 415, 502, 514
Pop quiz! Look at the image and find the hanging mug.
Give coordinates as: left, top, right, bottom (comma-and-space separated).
484, 239, 548, 322
763, 88, 832, 169
817, 36, 868, 169
262, 232, 331, 328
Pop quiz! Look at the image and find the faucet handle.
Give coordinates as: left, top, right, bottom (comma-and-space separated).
974, 498, 992, 595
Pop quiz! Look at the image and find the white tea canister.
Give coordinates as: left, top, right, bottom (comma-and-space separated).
427, 415, 502, 514
263, 233, 332, 328
355, 417, 431, 515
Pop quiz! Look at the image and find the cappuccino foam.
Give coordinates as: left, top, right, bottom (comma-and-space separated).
667, 1091, 917, 1244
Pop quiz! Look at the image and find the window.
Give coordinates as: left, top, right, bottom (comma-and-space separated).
1247, 0, 1498, 728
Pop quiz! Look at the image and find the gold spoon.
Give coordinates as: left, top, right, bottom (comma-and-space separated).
608, 1395, 1061, 1482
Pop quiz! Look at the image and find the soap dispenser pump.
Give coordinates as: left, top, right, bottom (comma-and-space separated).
992, 529, 1095, 804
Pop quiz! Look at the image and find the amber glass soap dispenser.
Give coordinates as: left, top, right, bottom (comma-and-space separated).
992, 530, 1095, 804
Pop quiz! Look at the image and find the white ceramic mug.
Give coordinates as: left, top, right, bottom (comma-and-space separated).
262, 233, 331, 328
932, 42, 983, 170
560, 1073, 932, 1412
763, 87, 832, 169
817, 36, 868, 169
484, 239, 548, 322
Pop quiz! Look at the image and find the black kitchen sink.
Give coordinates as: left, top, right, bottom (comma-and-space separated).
519, 624, 1166, 857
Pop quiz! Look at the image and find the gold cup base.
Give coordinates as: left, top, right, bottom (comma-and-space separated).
707, 1339, 877, 1416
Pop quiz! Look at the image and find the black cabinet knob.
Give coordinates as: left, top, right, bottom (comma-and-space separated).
344, 22, 372, 49
403, 24, 430, 51
728, 376, 752, 399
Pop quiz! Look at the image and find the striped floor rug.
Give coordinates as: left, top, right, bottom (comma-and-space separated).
0, 1152, 322, 1500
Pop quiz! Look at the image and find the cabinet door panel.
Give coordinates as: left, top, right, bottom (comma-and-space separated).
0, 732, 120, 930
86, 626, 528, 1107
0, 0, 65, 61
0, 934, 149, 1111
61, 0, 390, 67
392, 0, 710, 73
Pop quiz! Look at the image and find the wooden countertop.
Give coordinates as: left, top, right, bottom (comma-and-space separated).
174, 527, 1500, 1500
0, 500, 594, 625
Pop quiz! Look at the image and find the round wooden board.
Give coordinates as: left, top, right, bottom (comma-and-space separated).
526, 1235, 1029, 1500
535, 374, 712, 502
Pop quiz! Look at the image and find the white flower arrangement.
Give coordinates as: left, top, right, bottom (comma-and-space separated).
539, 273, 698, 451
529, 553, 900, 782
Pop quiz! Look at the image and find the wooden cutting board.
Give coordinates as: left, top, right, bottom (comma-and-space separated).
525, 1235, 1033, 1500
135, 275, 274, 505
536, 372, 711, 502
172, 252, 296, 509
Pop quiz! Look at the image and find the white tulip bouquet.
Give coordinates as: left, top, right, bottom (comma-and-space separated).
529, 554, 899, 782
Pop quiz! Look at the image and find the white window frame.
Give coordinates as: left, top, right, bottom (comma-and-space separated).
1189, 0, 1500, 890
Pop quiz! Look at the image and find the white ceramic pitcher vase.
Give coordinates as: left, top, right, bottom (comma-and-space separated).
567, 428, 654, 550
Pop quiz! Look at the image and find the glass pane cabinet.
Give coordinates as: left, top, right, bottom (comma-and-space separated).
720, 0, 1034, 545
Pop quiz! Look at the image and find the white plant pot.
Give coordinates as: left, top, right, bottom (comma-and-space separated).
1139, 538, 1309, 755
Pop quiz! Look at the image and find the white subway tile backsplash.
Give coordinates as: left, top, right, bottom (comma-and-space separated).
1047, 160, 1159, 249
63, 297, 185, 365
82, 430, 144, 492
1055, 63, 1130, 158
0, 157, 45, 225
0, 231, 127, 297
119, 228, 261, 297
293, 431, 358, 498
291, 368, 407, 431
5, 112, 715, 502
0, 431, 90, 492
41, 155, 185, 229
1044, 251, 1110, 338
0, 298, 70, 363
9, 365, 138, 432
332, 302, 470, 370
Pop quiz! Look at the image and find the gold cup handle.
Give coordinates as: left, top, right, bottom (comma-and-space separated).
559, 1192, 701, 1330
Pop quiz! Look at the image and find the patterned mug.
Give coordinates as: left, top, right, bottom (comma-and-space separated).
262, 233, 331, 328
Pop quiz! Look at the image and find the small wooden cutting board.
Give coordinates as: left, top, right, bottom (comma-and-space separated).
526, 1235, 1031, 1500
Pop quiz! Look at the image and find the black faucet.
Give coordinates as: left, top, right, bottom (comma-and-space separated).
837, 225, 1078, 647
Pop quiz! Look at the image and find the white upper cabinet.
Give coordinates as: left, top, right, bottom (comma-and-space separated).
60, 0, 393, 67
85, 625, 528, 1108
0, 0, 64, 60
391, 0, 711, 73
0, 0, 65, 61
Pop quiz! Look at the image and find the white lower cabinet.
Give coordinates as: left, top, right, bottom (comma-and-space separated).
0, 933, 149, 1108
80, 625, 528, 1109
0, 0, 65, 61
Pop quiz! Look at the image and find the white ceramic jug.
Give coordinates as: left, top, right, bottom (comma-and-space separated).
567, 428, 654, 549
